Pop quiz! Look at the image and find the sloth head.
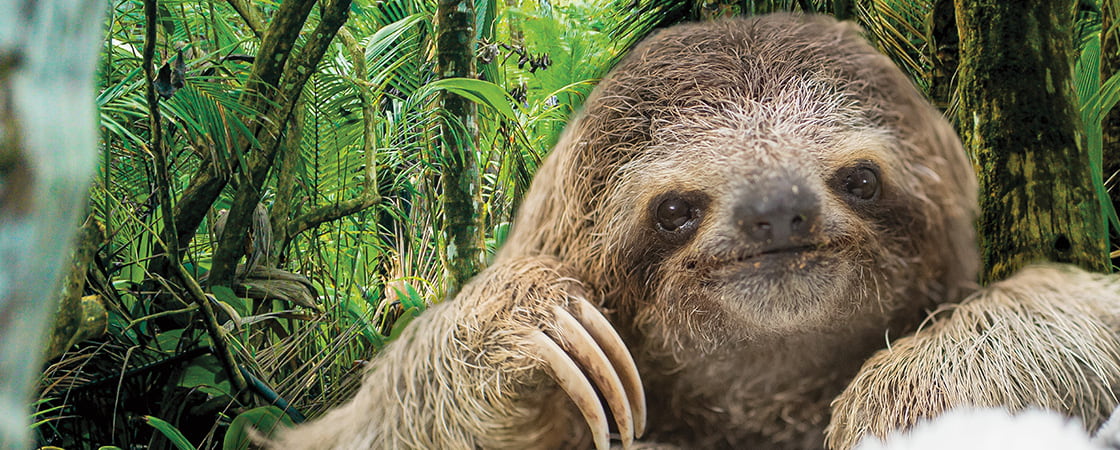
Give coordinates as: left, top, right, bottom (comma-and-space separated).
502, 14, 978, 349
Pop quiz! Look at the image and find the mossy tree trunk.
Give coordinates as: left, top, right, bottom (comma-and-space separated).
45, 217, 107, 360
955, 0, 1109, 283
0, 0, 103, 447
436, 0, 485, 296
1103, 0, 1120, 221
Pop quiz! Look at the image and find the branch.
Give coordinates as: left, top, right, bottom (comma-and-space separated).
144, 0, 180, 265
210, 0, 353, 288
273, 0, 354, 128
286, 193, 382, 242
268, 104, 304, 264
149, 0, 323, 280
242, 0, 316, 106
46, 216, 108, 359
339, 27, 379, 195
173, 261, 249, 397
226, 0, 265, 39
272, 27, 380, 257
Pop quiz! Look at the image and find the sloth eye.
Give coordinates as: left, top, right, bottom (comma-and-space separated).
650, 191, 707, 243
834, 162, 881, 202
656, 197, 693, 231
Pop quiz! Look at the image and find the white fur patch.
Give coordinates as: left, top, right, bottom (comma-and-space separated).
854, 407, 1101, 450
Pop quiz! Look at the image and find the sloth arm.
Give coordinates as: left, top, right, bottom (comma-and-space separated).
269, 255, 645, 450
827, 264, 1120, 450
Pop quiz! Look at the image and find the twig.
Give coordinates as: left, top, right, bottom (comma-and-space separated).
174, 261, 249, 398
122, 304, 199, 334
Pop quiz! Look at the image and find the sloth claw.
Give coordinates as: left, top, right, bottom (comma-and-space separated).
527, 330, 611, 450
528, 299, 646, 450
551, 305, 635, 449
571, 298, 647, 437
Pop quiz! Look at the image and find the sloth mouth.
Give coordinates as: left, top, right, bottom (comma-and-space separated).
682, 243, 827, 273
732, 244, 820, 263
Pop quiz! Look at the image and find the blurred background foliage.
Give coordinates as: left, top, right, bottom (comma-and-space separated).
33, 0, 1120, 448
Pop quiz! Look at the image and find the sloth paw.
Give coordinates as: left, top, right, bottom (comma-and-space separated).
528, 296, 646, 450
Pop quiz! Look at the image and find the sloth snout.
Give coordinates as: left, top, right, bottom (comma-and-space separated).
734, 177, 820, 251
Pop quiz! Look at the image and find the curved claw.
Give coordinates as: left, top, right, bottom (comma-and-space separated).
571, 297, 647, 437
526, 330, 611, 450
551, 305, 635, 449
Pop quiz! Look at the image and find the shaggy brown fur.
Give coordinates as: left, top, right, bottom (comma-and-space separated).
828, 265, 1120, 449
272, 14, 1120, 449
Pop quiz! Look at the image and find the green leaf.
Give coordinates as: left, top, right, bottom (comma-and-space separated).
30, 402, 65, 429
142, 415, 194, 450
179, 354, 231, 395
154, 329, 185, 353
490, 222, 511, 252
403, 283, 424, 310
223, 406, 295, 450
1085, 72, 1120, 126
212, 285, 250, 317
415, 78, 520, 123
387, 307, 421, 342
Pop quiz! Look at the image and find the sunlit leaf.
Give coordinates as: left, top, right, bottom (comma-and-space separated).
223, 406, 295, 450
141, 416, 194, 450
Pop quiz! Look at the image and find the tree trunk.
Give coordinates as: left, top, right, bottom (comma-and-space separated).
435, 0, 485, 297
955, 0, 1109, 283
1103, 0, 1120, 222
0, 1, 103, 447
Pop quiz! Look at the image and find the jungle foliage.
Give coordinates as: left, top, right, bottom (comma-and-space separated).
31, 0, 1120, 448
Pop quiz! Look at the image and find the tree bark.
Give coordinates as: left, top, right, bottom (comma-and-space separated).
0, 0, 103, 446
435, 0, 485, 296
143, 0, 182, 272
955, 0, 1109, 283
1103, 0, 1120, 217
45, 217, 107, 360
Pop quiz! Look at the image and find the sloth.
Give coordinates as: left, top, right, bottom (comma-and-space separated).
272, 13, 1120, 449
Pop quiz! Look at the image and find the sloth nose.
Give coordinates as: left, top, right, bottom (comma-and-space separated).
734, 179, 820, 249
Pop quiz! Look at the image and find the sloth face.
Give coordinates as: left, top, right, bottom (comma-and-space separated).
607, 112, 922, 342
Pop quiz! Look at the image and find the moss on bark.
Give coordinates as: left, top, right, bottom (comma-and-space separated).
436, 0, 485, 296
955, 0, 1109, 283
